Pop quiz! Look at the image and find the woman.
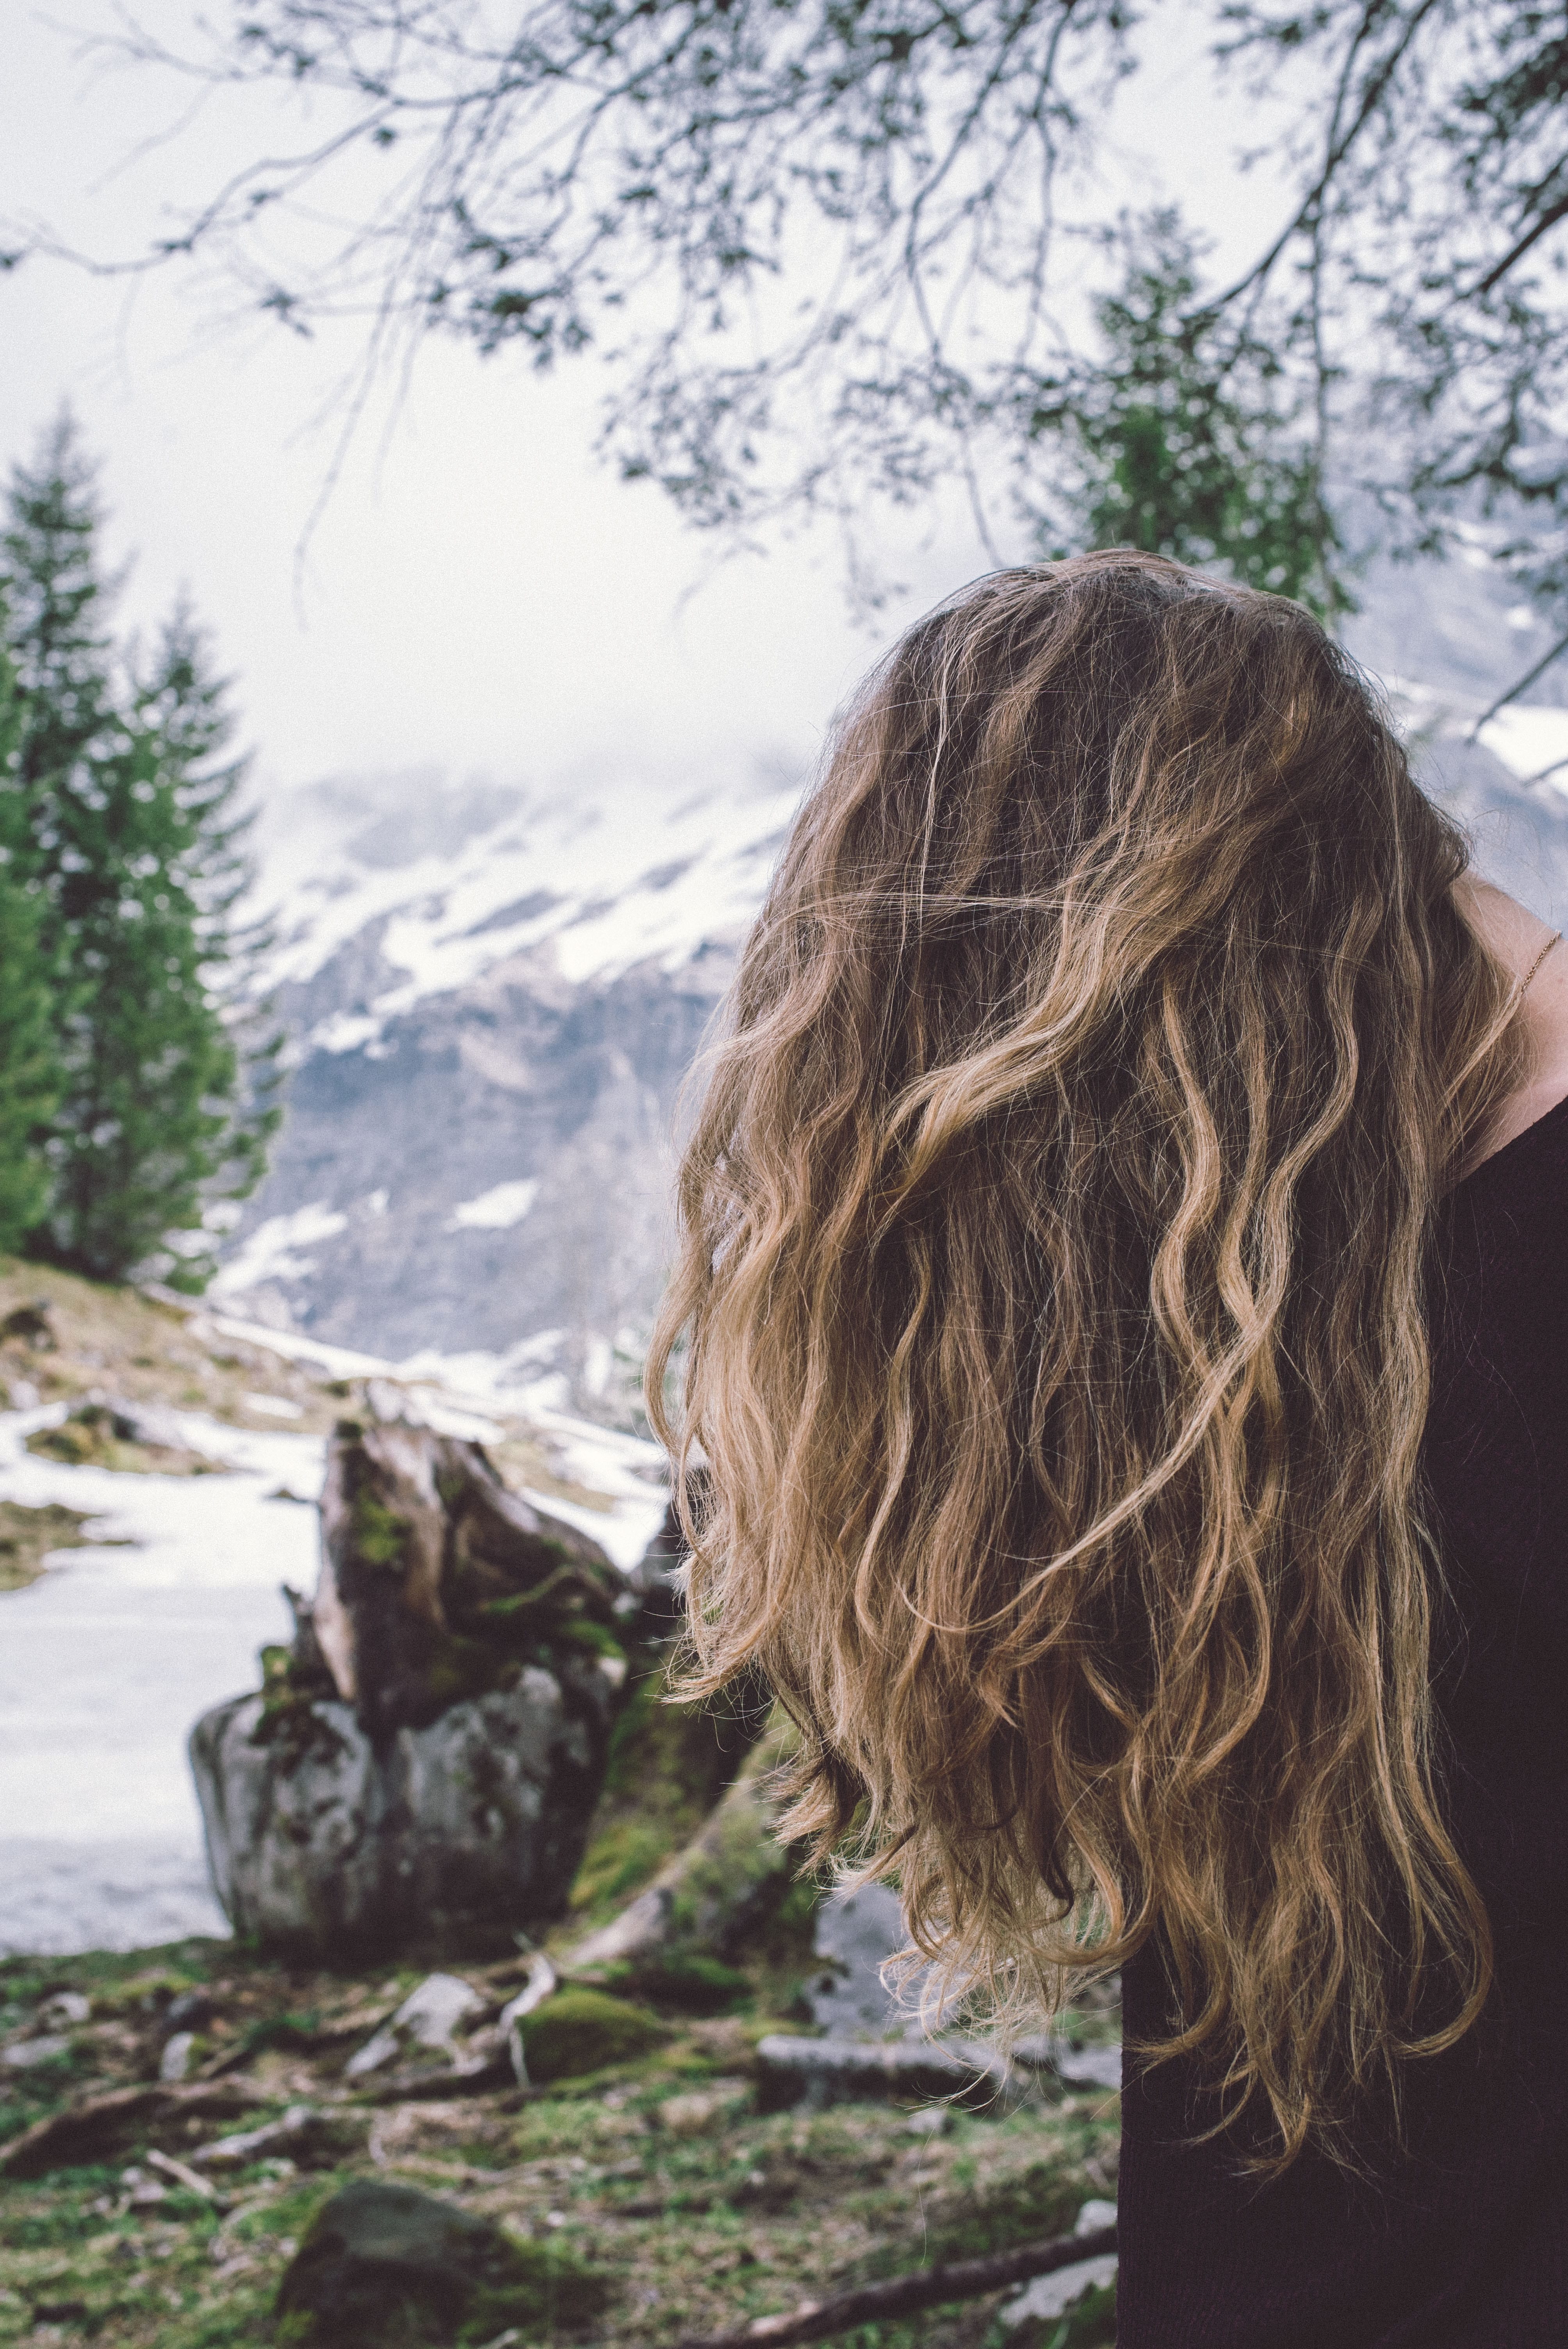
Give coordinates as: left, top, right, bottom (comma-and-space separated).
648, 551, 1568, 2344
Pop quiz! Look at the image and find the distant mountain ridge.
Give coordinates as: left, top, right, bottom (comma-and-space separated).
215, 769, 802, 1410
218, 551, 1568, 1411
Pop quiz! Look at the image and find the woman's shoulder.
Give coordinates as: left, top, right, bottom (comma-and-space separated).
1455, 882, 1568, 1176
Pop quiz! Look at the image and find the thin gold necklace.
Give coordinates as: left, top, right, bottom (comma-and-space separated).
1521, 930, 1563, 994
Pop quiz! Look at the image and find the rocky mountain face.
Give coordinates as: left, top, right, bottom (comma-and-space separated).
219, 550, 1568, 1410
217, 772, 800, 1409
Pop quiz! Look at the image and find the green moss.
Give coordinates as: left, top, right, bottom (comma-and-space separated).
604, 1950, 752, 2014
473, 1562, 589, 1627
564, 1664, 737, 1928
517, 1988, 668, 2083
569, 1819, 672, 1916
665, 1777, 794, 1946
551, 1617, 627, 1663
350, 1487, 411, 1570
238, 2009, 322, 2058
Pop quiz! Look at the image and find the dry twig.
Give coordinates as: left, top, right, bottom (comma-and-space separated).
674, 2220, 1117, 2349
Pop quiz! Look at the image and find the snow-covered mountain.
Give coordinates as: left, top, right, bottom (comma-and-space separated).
217, 766, 804, 1406
217, 550, 1568, 1408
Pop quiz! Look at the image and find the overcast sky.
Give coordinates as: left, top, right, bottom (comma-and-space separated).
0, 4, 1281, 818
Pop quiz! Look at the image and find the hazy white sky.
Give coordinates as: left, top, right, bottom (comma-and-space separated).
0, 4, 1280, 813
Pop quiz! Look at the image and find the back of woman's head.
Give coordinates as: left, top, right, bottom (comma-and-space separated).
648, 549, 1523, 2170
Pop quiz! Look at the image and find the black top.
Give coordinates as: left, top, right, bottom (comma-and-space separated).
1118, 1090, 1568, 2348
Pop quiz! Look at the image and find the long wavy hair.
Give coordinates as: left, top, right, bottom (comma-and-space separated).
647, 550, 1526, 2169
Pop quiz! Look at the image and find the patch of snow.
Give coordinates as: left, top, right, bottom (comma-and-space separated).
211, 1315, 668, 1531
310, 1011, 387, 1055
1478, 704, 1568, 788
518, 1485, 665, 1574
210, 1202, 349, 1297
250, 769, 802, 1016
243, 1393, 305, 1419
447, 1178, 539, 1232
0, 1405, 319, 1949
204, 1311, 392, 1384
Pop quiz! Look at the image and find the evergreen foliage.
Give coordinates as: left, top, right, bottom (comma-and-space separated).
0, 413, 279, 1288
1017, 219, 1349, 622
0, 628, 59, 1251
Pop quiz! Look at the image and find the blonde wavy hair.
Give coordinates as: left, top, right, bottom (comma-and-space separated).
647, 551, 1525, 2169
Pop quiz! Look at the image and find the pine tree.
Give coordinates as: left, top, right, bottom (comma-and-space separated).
1021, 216, 1349, 622
1, 412, 279, 1286
0, 622, 59, 1250
2, 413, 120, 833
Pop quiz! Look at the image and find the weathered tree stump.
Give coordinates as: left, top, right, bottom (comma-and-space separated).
189, 1411, 634, 1959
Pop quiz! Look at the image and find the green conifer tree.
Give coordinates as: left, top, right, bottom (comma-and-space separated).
1019, 215, 1349, 622
0, 622, 60, 1251
1, 412, 278, 1285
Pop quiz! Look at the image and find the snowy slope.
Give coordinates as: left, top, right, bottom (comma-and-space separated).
254, 766, 804, 1045
217, 552, 1568, 1394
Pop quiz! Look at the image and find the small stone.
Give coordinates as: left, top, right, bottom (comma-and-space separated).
346, 1972, 483, 2077
165, 1991, 215, 2033
1076, 2196, 1119, 2235
159, 2032, 197, 2083
37, 1993, 90, 2029
998, 2199, 1118, 2331
905, 2105, 950, 2137
1056, 2044, 1122, 2092
2, 2035, 69, 2070
344, 2026, 400, 2078
2, 1300, 56, 1350
1000, 2253, 1118, 2329
394, 1973, 483, 2048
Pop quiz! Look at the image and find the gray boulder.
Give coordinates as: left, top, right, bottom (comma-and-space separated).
190, 1664, 613, 1960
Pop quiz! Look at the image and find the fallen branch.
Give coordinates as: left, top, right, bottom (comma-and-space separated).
673, 2221, 1117, 2349
146, 2147, 229, 2207
0, 2081, 263, 2181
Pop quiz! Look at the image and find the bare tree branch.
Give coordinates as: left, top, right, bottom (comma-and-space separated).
673, 2220, 1118, 2349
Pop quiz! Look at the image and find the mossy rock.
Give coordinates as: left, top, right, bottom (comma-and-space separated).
274, 2178, 608, 2347
517, 1987, 668, 2083
603, 1950, 752, 2014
